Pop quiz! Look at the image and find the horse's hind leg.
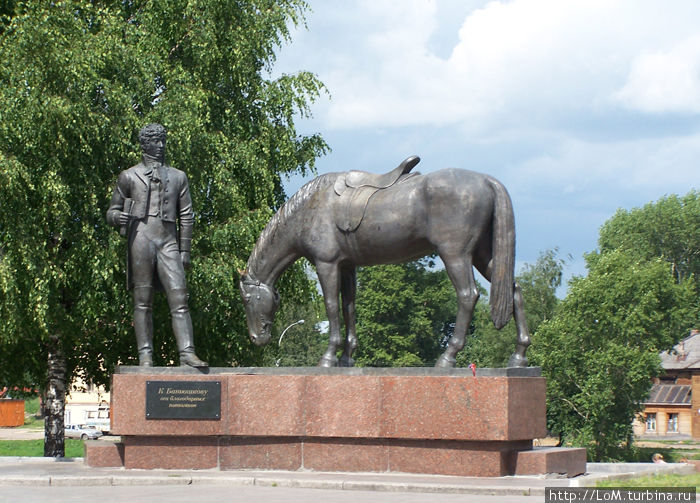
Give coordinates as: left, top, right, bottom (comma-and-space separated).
475, 251, 530, 368
339, 266, 357, 367
436, 255, 479, 368
316, 261, 341, 367
507, 282, 530, 367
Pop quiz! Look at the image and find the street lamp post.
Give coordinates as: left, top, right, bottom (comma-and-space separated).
276, 319, 305, 367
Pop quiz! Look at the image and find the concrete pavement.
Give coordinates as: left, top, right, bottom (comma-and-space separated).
0, 484, 535, 503
0, 455, 695, 500
1, 427, 696, 501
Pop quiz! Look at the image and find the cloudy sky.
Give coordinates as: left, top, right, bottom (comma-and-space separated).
273, 0, 700, 287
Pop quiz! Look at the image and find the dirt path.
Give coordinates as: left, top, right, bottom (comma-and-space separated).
0, 427, 44, 440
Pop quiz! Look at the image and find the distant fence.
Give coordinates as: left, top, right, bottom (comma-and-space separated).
0, 399, 24, 427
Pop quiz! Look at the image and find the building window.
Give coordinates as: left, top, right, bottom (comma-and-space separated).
668, 413, 678, 433
645, 413, 656, 432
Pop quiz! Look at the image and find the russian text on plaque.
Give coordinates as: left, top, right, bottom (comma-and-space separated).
145, 381, 221, 420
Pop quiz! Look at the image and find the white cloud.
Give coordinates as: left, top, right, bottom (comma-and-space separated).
507, 132, 700, 202
288, 0, 700, 133
614, 35, 700, 113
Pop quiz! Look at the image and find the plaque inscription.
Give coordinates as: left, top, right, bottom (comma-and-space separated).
146, 381, 221, 420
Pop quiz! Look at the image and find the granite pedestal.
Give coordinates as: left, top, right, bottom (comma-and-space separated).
86, 367, 586, 477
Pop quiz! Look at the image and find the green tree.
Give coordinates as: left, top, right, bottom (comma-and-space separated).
531, 192, 700, 461
459, 248, 567, 368
0, 0, 326, 456
532, 252, 696, 460
597, 191, 700, 287
354, 259, 456, 367
265, 269, 328, 367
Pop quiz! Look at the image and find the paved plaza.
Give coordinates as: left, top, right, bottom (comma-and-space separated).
0, 428, 696, 502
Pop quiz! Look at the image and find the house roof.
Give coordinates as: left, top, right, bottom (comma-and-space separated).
645, 384, 691, 405
660, 330, 700, 370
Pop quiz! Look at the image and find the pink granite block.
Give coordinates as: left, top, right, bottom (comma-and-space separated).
507, 378, 547, 439
111, 374, 227, 436
387, 440, 504, 477
220, 436, 301, 470
380, 377, 507, 440
304, 376, 382, 438
515, 447, 587, 477
108, 368, 552, 476
84, 442, 124, 468
226, 375, 305, 436
387, 439, 531, 477
302, 438, 389, 472
381, 376, 546, 441
122, 435, 218, 470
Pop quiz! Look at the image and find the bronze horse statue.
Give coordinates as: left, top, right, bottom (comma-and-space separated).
239, 156, 530, 368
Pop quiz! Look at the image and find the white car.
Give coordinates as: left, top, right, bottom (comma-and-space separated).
64, 424, 102, 440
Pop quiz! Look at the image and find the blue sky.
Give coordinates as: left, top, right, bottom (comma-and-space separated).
272, 0, 700, 287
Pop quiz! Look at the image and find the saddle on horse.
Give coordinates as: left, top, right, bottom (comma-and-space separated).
333, 156, 420, 233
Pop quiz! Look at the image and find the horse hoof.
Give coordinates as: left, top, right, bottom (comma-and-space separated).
435, 356, 456, 368
339, 356, 355, 367
318, 355, 338, 367
507, 353, 528, 368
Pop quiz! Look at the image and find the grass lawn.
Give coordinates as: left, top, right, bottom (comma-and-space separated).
19, 415, 44, 429
0, 439, 85, 458
19, 397, 44, 429
24, 397, 40, 416
597, 473, 700, 490
624, 446, 700, 462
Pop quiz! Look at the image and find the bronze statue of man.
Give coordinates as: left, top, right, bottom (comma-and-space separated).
107, 124, 207, 368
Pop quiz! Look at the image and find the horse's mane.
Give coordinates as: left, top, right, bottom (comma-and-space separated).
246, 173, 337, 276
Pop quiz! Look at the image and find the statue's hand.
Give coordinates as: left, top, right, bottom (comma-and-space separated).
180, 251, 191, 270
117, 211, 132, 226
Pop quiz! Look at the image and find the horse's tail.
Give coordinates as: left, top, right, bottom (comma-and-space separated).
488, 177, 515, 329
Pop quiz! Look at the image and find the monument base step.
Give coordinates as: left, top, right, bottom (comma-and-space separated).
85, 438, 587, 477
515, 446, 587, 477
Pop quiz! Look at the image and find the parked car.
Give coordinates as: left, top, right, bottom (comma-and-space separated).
64, 424, 102, 440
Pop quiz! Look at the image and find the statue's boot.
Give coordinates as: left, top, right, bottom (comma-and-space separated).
169, 288, 208, 368
133, 286, 154, 367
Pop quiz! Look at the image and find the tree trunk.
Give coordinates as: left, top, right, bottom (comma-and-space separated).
44, 335, 66, 458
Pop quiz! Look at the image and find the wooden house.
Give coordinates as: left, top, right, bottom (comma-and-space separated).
633, 329, 700, 438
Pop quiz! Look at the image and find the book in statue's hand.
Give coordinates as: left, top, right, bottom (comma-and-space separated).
119, 197, 133, 237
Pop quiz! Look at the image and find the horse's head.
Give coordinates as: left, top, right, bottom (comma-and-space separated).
239, 271, 279, 346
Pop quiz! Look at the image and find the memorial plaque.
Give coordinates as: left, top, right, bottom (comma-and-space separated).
145, 381, 221, 420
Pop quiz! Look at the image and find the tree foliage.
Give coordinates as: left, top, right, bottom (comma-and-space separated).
597, 191, 699, 287
265, 268, 328, 367
0, 0, 326, 393
354, 259, 456, 367
531, 192, 700, 461
350, 250, 566, 369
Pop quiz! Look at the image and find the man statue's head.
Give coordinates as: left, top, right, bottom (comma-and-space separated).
139, 123, 167, 162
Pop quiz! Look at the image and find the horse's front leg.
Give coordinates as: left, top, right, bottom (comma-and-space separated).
507, 282, 530, 367
339, 267, 357, 367
316, 262, 342, 367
